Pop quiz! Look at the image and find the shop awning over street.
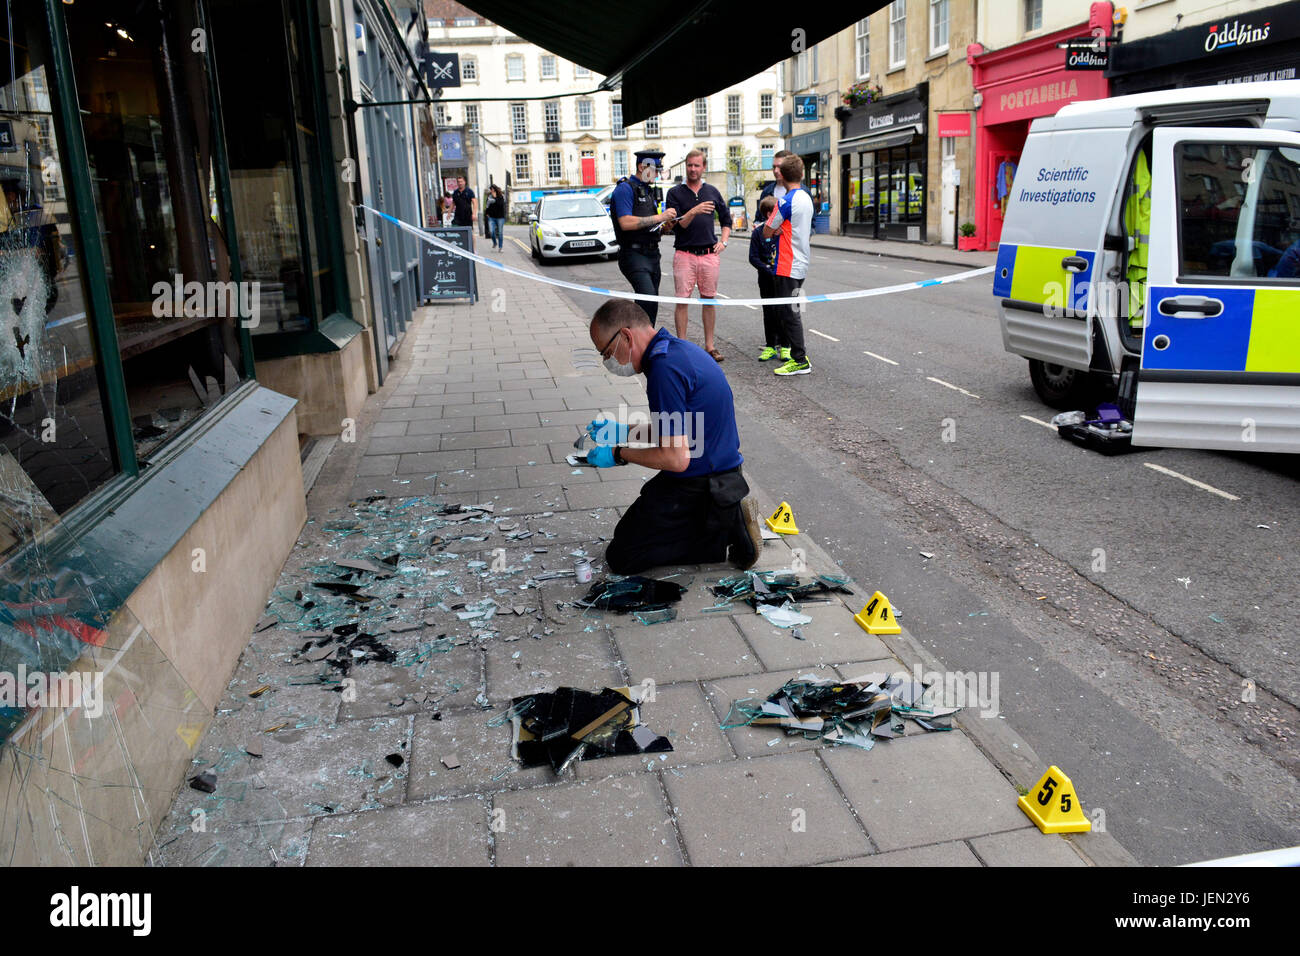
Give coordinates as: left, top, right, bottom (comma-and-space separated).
462, 1, 888, 124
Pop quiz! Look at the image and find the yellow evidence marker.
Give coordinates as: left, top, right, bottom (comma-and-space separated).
765, 501, 800, 535
854, 591, 901, 635
1019, 766, 1092, 834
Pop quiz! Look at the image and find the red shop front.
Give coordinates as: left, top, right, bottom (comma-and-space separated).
967, 14, 1111, 250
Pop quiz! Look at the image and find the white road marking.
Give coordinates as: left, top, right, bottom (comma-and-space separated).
927, 376, 980, 399
814, 255, 832, 260
715, 291, 757, 311
863, 350, 899, 365
902, 269, 925, 275
1019, 414, 1056, 430
809, 329, 840, 342
1142, 462, 1240, 501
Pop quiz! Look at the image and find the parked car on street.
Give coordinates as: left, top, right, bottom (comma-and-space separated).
529, 193, 619, 262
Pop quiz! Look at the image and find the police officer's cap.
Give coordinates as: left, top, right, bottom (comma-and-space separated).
634, 150, 665, 169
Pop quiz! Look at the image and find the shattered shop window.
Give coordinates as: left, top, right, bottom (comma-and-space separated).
0, 0, 117, 522
69, 0, 248, 462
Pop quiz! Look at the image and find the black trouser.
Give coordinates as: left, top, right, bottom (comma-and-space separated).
604, 467, 751, 575
756, 269, 787, 349
617, 247, 661, 325
773, 274, 807, 363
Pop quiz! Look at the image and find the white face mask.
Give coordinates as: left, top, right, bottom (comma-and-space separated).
602, 332, 636, 376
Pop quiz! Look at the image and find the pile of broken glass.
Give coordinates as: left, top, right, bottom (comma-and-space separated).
500, 685, 671, 775
723, 672, 958, 751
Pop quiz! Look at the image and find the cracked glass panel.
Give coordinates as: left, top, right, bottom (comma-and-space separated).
1, 0, 117, 514
1, 601, 205, 865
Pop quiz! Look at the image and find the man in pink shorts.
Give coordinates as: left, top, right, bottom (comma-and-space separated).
666, 150, 732, 362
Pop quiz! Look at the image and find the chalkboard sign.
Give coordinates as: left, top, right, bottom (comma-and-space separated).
421, 226, 478, 302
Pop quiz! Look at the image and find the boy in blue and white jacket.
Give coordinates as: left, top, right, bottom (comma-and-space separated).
748, 195, 786, 362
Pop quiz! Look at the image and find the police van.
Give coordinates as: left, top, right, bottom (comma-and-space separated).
995, 80, 1300, 453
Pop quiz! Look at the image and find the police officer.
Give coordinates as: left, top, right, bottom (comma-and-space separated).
610, 150, 677, 324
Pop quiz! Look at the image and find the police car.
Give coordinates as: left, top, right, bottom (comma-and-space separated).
529, 193, 619, 262
995, 80, 1300, 453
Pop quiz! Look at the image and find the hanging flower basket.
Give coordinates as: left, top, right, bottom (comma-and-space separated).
843, 82, 884, 108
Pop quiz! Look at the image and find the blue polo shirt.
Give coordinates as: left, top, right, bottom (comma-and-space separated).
640, 327, 743, 478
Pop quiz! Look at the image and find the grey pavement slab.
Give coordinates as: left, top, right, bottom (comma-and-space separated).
335, 646, 482, 721
367, 435, 441, 456
484, 628, 623, 702
664, 752, 872, 866
355, 454, 399, 477
349, 474, 440, 500
615, 615, 759, 685
820, 730, 1031, 851
518, 461, 602, 488
407, 708, 551, 800
437, 429, 514, 451
434, 466, 519, 494
733, 601, 892, 670
156, 816, 314, 867
563, 478, 647, 510
226, 716, 412, 819
493, 774, 682, 866
475, 445, 553, 467
305, 798, 491, 866
405, 416, 477, 435
475, 486, 568, 514
970, 828, 1088, 866
395, 450, 476, 474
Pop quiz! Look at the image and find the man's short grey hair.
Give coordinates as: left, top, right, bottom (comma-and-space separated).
591, 298, 652, 340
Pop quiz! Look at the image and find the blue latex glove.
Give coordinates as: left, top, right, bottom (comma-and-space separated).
586, 418, 629, 445
586, 445, 617, 468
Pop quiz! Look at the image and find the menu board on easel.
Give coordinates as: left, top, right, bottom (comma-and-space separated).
421, 226, 477, 302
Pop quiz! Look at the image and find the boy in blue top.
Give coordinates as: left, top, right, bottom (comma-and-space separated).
583, 298, 764, 574
749, 195, 786, 362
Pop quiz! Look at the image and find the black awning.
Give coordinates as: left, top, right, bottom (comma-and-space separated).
461, 1, 887, 124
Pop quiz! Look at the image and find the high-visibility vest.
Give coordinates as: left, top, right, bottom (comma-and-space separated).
1124, 151, 1151, 328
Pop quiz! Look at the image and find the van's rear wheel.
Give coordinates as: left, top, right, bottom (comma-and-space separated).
1029, 359, 1097, 410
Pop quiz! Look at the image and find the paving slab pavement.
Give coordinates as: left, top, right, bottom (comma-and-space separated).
153, 252, 1130, 867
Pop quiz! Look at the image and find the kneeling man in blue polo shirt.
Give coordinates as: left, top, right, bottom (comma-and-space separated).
585, 298, 764, 574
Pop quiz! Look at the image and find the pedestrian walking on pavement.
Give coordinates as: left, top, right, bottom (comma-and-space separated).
585, 298, 764, 573
749, 195, 786, 362
452, 176, 477, 229
764, 154, 814, 376
665, 149, 731, 362
610, 150, 677, 326
486, 184, 506, 251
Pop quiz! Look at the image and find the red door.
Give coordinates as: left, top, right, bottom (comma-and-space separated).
581, 157, 596, 186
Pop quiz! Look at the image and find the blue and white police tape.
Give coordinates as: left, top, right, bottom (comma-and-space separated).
360, 204, 994, 307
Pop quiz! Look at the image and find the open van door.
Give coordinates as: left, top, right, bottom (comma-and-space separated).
995, 127, 1130, 381
1134, 127, 1300, 453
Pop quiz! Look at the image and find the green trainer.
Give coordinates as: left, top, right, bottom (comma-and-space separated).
779, 347, 792, 361
774, 357, 811, 376
757, 346, 778, 361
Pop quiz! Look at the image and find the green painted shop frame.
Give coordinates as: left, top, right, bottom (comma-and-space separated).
42, 0, 260, 484
6, 0, 368, 615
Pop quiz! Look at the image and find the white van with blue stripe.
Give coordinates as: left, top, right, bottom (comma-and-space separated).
997, 81, 1300, 453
